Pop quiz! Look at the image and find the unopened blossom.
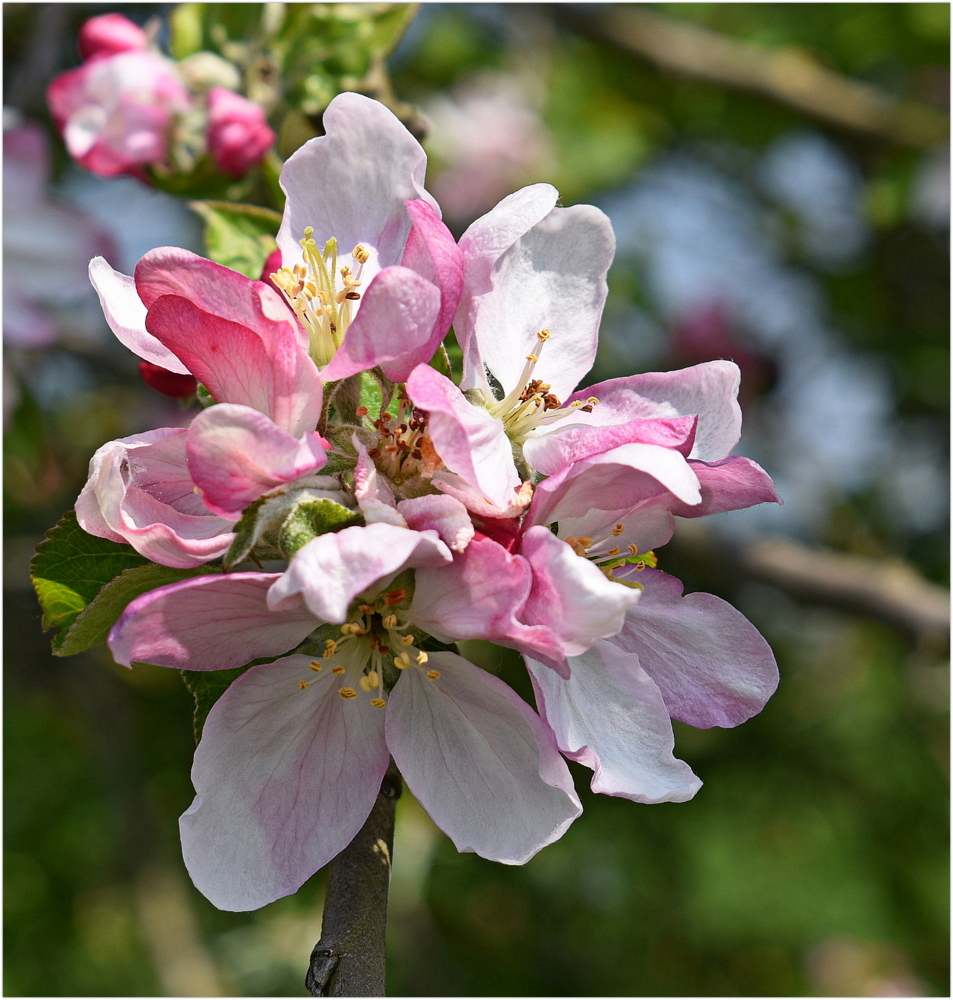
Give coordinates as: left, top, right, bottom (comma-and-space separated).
48, 46, 191, 177
205, 86, 275, 178
109, 521, 582, 910
78, 12, 148, 62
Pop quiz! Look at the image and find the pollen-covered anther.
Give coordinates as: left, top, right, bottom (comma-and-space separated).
339, 687, 358, 700
394, 651, 411, 670
611, 523, 625, 536
416, 651, 429, 665
323, 640, 338, 658
309, 660, 322, 672
370, 697, 386, 709
384, 589, 407, 606
426, 669, 441, 681
332, 665, 346, 675
352, 244, 370, 265
628, 544, 639, 556
359, 675, 375, 692
382, 614, 398, 629
298, 680, 311, 690
400, 634, 414, 646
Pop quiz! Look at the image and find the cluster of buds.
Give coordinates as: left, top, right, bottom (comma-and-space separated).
47, 13, 274, 180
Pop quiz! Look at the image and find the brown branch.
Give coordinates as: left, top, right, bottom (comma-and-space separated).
739, 537, 950, 640
306, 764, 402, 997
550, 4, 948, 149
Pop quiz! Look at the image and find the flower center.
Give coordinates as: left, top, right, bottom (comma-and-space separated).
485, 329, 599, 442
564, 523, 658, 586
271, 229, 371, 367
292, 586, 439, 706
361, 394, 442, 483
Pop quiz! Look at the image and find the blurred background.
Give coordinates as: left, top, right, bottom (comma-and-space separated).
4, 3, 949, 996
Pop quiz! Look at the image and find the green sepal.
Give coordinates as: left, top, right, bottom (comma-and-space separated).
278, 498, 362, 559
189, 200, 282, 278
224, 494, 271, 569
32, 512, 149, 637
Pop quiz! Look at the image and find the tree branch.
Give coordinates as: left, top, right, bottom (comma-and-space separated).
306, 764, 402, 997
550, 4, 948, 148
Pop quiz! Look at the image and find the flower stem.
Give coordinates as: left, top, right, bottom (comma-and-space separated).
305, 763, 402, 997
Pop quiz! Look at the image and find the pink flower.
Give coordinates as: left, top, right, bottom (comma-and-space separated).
47, 49, 191, 177
108, 522, 582, 910
78, 13, 148, 62
271, 93, 464, 382
205, 86, 275, 178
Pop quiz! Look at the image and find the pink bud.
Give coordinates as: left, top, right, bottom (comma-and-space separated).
78, 14, 148, 62
206, 87, 275, 178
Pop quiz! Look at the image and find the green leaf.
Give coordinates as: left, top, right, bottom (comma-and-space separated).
189, 200, 283, 278
53, 563, 220, 657
180, 666, 249, 743
279, 497, 362, 558
31, 513, 149, 635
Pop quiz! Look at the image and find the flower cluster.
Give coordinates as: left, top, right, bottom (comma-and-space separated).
77, 93, 780, 912
47, 13, 274, 180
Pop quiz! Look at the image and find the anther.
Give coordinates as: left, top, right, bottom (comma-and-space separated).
416, 651, 429, 665
612, 524, 625, 536
628, 544, 639, 556
355, 406, 368, 417
352, 244, 370, 264
536, 329, 551, 341
367, 670, 380, 686
384, 589, 407, 606
400, 634, 414, 646
338, 688, 357, 699
382, 614, 398, 629
426, 669, 441, 681
298, 680, 311, 690
309, 661, 322, 672
371, 697, 386, 709
525, 353, 539, 363
332, 665, 346, 675
394, 652, 411, 670
359, 676, 375, 692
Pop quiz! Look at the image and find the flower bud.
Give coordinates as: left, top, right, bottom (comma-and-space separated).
78, 14, 147, 62
206, 87, 275, 178
178, 52, 242, 94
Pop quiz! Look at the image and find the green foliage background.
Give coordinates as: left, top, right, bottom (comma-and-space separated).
4, 3, 948, 996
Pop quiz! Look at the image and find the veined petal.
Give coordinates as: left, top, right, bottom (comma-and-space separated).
410, 536, 568, 675
109, 573, 316, 669
523, 414, 698, 476
568, 362, 742, 462
277, 92, 437, 276
455, 183, 559, 391
399, 198, 464, 371
320, 266, 441, 383
520, 525, 640, 657
88, 257, 189, 373
529, 442, 701, 528
462, 202, 615, 401
673, 457, 782, 518
405, 364, 520, 510
144, 293, 322, 437
181, 654, 389, 910
610, 568, 779, 728
397, 494, 474, 553
386, 651, 581, 864
267, 523, 451, 623
527, 640, 702, 804
186, 404, 327, 518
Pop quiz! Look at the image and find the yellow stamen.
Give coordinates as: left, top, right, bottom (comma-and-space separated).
371, 697, 386, 708
332, 665, 346, 675
309, 661, 322, 672
298, 680, 310, 690
394, 651, 411, 670
426, 669, 441, 681
416, 651, 429, 665
339, 687, 357, 699
401, 634, 414, 646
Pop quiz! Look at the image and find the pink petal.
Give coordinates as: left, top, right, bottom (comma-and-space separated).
186, 404, 327, 518
267, 523, 451, 623
410, 536, 568, 675
76, 428, 234, 568
396, 494, 474, 553
527, 640, 703, 804
405, 364, 520, 510
520, 525, 640, 657
460, 202, 615, 401
109, 573, 316, 669
352, 439, 405, 526
144, 291, 322, 437
672, 457, 782, 518
455, 183, 559, 390
88, 257, 190, 373
319, 266, 441, 383
386, 651, 581, 863
277, 92, 437, 277
523, 414, 698, 476
528, 443, 701, 529
610, 568, 779, 728
396, 198, 464, 373
568, 361, 743, 462
181, 654, 389, 910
